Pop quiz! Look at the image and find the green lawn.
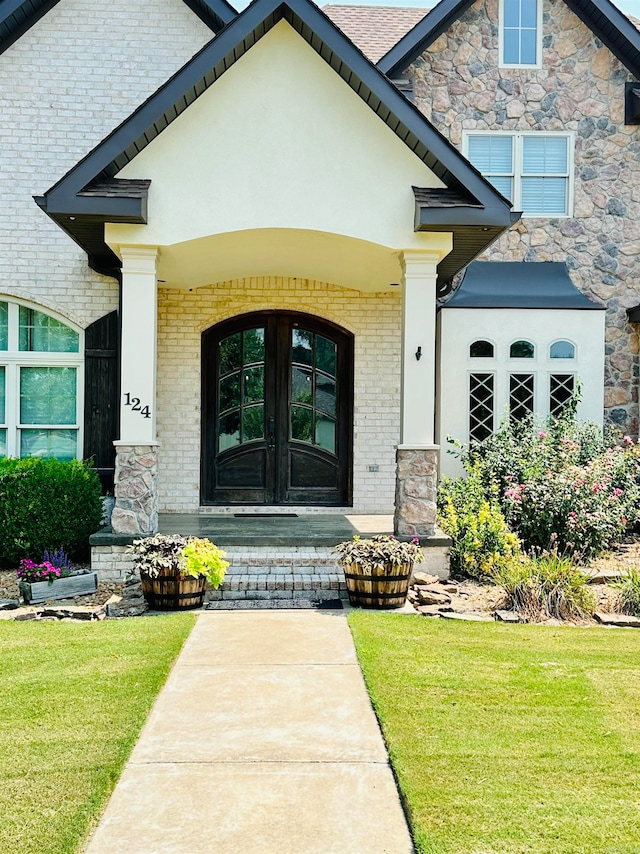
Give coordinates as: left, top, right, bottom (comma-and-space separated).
0, 615, 195, 854
349, 612, 640, 854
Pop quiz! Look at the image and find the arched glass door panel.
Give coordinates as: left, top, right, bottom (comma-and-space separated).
202, 312, 352, 505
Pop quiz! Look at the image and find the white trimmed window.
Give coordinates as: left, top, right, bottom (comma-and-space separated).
466, 337, 577, 443
464, 132, 574, 217
499, 0, 542, 67
0, 299, 83, 460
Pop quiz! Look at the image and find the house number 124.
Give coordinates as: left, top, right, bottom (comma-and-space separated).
124, 393, 151, 418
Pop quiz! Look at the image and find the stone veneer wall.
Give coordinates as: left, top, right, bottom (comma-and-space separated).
156, 277, 402, 513
0, 0, 212, 328
410, 0, 640, 433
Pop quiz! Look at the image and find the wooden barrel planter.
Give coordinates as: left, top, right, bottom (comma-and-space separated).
344, 562, 413, 609
141, 573, 206, 610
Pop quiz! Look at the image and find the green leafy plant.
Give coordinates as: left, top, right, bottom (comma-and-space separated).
437, 464, 520, 581
613, 567, 640, 617
0, 458, 103, 567
333, 534, 424, 573
130, 533, 229, 588
182, 537, 229, 588
493, 552, 596, 621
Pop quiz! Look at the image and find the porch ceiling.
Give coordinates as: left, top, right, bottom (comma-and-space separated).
114, 228, 452, 292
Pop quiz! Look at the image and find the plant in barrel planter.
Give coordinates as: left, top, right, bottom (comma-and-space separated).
334, 534, 424, 609
130, 534, 229, 611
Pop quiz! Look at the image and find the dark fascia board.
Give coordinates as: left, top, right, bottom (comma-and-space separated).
0, 0, 236, 57
627, 304, 640, 323
37, 0, 516, 288
378, 0, 640, 80
416, 204, 521, 230
40, 0, 514, 218
626, 82, 640, 124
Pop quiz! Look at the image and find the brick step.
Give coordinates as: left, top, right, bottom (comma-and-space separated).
207, 573, 347, 601
223, 548, 340, 576
205, 598, 345, 611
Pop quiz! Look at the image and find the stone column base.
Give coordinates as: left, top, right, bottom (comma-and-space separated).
111, 442, 160, 536
394, 445, 438, 538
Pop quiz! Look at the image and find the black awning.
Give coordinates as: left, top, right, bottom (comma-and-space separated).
442, 262, 605, 310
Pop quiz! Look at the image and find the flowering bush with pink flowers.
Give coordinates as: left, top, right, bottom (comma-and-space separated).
16, 559, 61, 584
452, 415, 640, 559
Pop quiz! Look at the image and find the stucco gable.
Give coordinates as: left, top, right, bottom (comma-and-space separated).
36, 0, 517, 290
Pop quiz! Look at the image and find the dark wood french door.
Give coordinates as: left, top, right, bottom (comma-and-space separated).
201, 311, 353, 505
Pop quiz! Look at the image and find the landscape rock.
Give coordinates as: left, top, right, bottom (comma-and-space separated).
588, 569, 625, 584
0, 599, 19, 611
416, 604, 453, 616
440, 611, 492, 622
594, 611, 640, 628
494, 609, 526, 623
412, 571, 440, 586
417, 590, 452, 606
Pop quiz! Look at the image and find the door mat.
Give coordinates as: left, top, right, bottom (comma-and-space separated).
205, 598, 344, 611
233, 513, 299, 518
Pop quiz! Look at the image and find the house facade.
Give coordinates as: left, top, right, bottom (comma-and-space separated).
0, 0, 638, 543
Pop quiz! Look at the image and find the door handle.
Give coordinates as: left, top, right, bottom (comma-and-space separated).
268, 417, 276, 451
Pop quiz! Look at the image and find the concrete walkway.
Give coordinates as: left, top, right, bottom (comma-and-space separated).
84, 610, 414, 854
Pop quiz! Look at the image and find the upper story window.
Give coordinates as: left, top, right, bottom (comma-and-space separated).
465, 132, 573, 217
500, 0, 541, 67
0, 300, 82, 460
470, 340, 494, 358
550, 340, 575, 359
510, 340, 535, 358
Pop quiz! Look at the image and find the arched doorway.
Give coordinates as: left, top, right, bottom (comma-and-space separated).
201, 311, 353, 505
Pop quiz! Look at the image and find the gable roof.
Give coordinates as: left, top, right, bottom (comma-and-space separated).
35, 0, 517, 292
0, 0, 237, 56
378, 0, 640, 79
323, 4, 429, 63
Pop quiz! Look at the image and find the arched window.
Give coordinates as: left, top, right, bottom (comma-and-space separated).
550, 340, 575, 359
510, 340, 535, 358
470, 340, 494, 358
0, 300, 82, 460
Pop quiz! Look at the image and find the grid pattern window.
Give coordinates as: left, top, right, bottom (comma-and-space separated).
464, 133, 572, 216
500, 0, 540, 66
509, 373, 535, 423
550, 374, 575, 417
469, 373, 495, 442
0, 301, 82, 460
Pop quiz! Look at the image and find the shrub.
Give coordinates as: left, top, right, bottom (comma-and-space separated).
0, 458, 103, 567
493, 552, 596, 621
451, 415, 640, 559
613, 568, 640, 617
438, 464, 520, 581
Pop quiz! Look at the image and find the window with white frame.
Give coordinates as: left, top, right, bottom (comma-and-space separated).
465, 132, 573, 217
466, 337, 577, 444
0, 300, 83, 460
500, 0, 541, 67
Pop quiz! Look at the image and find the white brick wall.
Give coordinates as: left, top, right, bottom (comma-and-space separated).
0, 0, 212, 327
156, 277, 402, 514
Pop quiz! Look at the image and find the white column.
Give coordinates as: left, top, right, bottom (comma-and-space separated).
119, 247, 159, 442
399, 250, 440, 447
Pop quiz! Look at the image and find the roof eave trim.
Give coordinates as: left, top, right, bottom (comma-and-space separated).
40, 0, 515, 219
415, 205, 521, 229
377, 0, 640, 81
377, 0, 472, 77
